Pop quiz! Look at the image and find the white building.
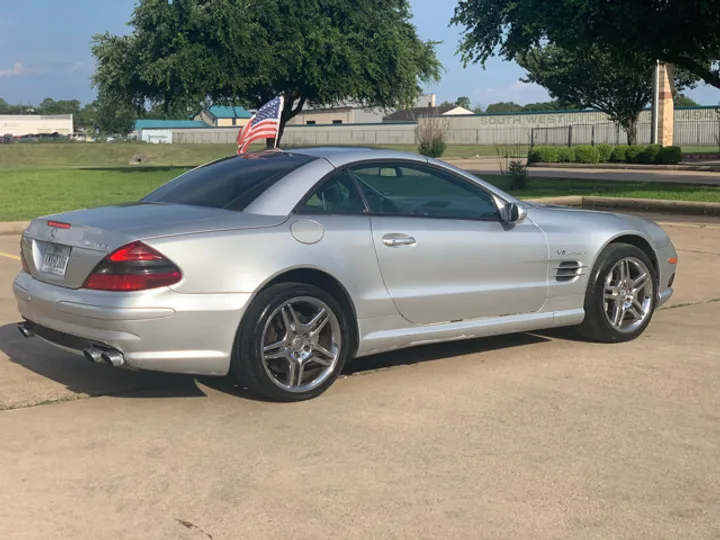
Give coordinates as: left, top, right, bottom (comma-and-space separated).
288, 94, 438, 126
0, 114, 74, 136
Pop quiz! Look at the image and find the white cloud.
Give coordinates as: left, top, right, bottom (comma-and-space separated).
471, 81, 551, 105
69, 61, 86, 73
509, 80, 534, 91
0, 63, 26, 77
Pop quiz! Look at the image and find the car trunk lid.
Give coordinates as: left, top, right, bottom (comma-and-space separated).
21, 203, 286, 289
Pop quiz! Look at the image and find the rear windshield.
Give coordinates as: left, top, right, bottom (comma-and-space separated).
142, 152, 315, 211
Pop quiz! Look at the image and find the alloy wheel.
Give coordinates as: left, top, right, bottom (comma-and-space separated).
260, 296, 342, 393
603, 257, 655, 333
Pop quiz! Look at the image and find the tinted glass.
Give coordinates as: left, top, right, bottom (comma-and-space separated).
351, 163, 500, 220
142, 153, 315, 211
298, 171, 366, 214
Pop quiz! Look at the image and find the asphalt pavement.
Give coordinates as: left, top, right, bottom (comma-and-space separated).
0, 220, 719, 539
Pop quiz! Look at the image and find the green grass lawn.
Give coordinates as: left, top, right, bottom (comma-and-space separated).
0, 142, 512, 169
1, 141, 716, 171
2, 167, 718, 222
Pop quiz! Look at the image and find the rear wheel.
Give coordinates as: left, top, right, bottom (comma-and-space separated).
231, 282, 350, 402
576, 243, 657, 342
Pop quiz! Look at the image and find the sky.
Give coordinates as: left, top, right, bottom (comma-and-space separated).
1, 0, 719, 108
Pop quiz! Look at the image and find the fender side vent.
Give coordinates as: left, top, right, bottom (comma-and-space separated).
554, 261, 585, 282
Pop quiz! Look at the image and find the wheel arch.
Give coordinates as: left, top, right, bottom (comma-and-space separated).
258, 266, 360, 358
603, 233, 659, 276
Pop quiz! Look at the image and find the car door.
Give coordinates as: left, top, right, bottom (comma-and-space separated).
349, 161, 549, 325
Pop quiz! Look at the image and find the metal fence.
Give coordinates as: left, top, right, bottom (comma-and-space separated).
674, 119, 720, 147
160, 118, 720, 148
530, 120, 719, 148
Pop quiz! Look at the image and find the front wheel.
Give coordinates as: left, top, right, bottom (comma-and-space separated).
576, 243, 657, 343
231, 282, 350, 402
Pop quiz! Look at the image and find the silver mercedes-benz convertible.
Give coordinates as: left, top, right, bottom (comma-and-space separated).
14, 147, 678, 401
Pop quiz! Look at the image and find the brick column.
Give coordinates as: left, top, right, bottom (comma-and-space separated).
657, 63, 675, 147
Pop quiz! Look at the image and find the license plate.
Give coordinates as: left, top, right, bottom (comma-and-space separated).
40, 244, 72, 277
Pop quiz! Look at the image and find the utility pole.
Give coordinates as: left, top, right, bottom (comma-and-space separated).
651, 60, 660, 144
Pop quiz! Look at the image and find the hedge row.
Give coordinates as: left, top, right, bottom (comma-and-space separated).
527, 145, 682, 165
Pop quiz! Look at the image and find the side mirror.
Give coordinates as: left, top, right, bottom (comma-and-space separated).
505, 202, 527, 224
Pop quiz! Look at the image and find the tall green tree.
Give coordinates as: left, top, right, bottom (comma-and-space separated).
452, 0, 720, 89
486, 102, 522, 113
674, 94, 700, 107
455, 96, 472, 109
517, 44, 696, 144
93, 0, 441, 145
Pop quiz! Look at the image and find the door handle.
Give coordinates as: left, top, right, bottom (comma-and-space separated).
382, 234, 416, 247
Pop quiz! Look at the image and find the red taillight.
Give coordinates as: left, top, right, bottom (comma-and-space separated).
108, 242, 165, 263
47, 220, 71, 229
82, 241, 182, 291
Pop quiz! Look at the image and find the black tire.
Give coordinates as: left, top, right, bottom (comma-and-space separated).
576, 243, 657, 343
231, 282, 351, 402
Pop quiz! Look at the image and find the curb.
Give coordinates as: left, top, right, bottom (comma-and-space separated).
0, 221, 30, 236
525, 196, 720, 216
530, 163, 720, 173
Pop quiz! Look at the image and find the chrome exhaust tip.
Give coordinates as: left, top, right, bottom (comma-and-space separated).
17, 323, 35, 338
100, 350, 125, 367
83, 346, 104, 364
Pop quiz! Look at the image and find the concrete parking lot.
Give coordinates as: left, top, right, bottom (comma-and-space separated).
1, 219, 719, 540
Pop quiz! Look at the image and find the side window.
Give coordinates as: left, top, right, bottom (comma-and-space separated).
297, 171, 367, 214
349, 163, 500, 220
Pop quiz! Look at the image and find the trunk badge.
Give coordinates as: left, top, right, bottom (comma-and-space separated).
83, 240, 109, 250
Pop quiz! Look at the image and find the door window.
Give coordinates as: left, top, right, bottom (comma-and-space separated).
297, 171, 367, 214
350, 163, 500, 220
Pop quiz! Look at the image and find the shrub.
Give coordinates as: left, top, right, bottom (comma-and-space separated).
637, 144, 662, 164
556, 147, 575, 163
418, 139, 447, 158
507, 160, 529, 190
574, 145, 600, 164
610, 145, 629, 163
625, 145, 645, 163
597, 144, 613, 163
658, 146, 683, 164
416, 115, 448, 158
527, 146, 559, 164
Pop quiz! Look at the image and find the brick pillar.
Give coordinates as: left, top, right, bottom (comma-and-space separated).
657, 63, 675, 147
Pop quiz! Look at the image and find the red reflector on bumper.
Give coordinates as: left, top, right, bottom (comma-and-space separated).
83, 272, 182, 291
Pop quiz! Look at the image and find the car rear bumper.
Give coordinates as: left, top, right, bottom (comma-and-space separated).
13, 271, 253, 376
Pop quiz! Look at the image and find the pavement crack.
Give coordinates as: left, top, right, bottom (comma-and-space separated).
677, 248, 720, 256
0, 393, 90, 412
176, 519, 213, 539
661, 298, 720, 311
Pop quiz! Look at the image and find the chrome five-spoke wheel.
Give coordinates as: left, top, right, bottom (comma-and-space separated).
603, 257, 654, 333
260, 296, 342, 393
577, 243, 658, 343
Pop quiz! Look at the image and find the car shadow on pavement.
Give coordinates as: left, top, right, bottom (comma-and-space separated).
0, 323, 206, 400
0, 322, 553, 404
342, 332, 551, 375
197, 332, 552, 401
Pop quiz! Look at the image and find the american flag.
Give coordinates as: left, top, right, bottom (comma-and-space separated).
237, 96, 284, 154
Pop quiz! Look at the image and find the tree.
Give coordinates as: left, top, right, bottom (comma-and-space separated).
452, 0, 720, 90
91, 92, 137, 135
456, 96, 472, 109
675, 93, 699, 107
92, 0, 441, 146
473, 106, 483, 114
521, 102, 557, 112
486, 102, 522, 113
517, 44, 696, 145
